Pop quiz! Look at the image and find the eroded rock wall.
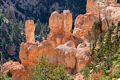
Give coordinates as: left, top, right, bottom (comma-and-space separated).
19, 10, 91, 75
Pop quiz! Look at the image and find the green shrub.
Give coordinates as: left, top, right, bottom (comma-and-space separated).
0, 71, 12, 80
29, 57, 72, 80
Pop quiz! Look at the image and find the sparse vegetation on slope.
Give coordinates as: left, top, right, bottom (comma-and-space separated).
29, 57, 72, 80
80, 21, 120, 80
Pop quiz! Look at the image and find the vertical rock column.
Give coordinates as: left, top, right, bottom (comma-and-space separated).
62, 10, 73, 43
19, 20, 37, 67
48, 11, 63, 47
48, 10, 73, 47
25, 20, 35, 43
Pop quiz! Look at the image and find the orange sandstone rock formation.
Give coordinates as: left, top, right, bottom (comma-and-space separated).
11, 0, 120, 79
87, 0, 117, 16
73, 0, 120, 44
19, 17, 91, 74
17, 0, 120, 79
86, 0, 120, 30
2, 61, 28, 80
19, 20, 39, 67
4, 0, 120, 80
48, 10, 73, 47
25, 20, 35, 43
73, 13, 98, 40
56, 41, 91, 73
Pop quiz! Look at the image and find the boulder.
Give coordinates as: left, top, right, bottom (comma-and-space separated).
2, 60, 28, 80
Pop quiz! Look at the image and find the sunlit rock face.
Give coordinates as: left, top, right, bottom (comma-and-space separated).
55, 40, 91, 73
38, 40, 58, 66
19, 42, 40, 67
48, 10, 73, 47
55, 41, 77, 73
87, 0, 117, 14
73, 13, 98, 41
102, 4, 120, 26
25, 20, 35, 43
86, 0, 120, 30
19, 20, 38, 67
